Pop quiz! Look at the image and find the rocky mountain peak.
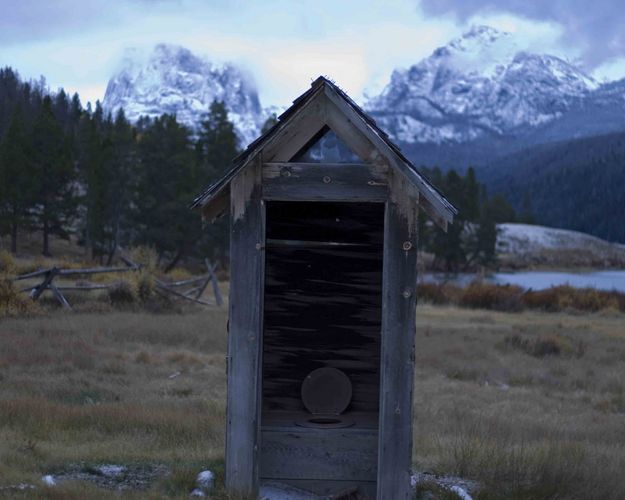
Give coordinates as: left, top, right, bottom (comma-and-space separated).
366, 26, 599, 144
103, 44, 266, 146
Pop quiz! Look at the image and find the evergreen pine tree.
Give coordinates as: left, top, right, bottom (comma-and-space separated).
196, 100, 240, 263
31, 96, 76, 256
0, 106, 37, 253
133, 114, 199, 269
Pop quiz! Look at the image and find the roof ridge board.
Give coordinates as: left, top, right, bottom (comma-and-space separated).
322, 81, 457, 216
190, 83, 326, 209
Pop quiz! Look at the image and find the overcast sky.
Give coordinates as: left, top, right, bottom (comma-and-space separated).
0, 0, 622, 107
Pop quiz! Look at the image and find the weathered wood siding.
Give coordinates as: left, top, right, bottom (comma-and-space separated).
260, 427, 378, 481
377, 173, 419, 499
225, 157, 265, 496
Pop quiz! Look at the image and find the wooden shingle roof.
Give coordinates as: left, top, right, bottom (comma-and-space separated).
191, 76, 456, 228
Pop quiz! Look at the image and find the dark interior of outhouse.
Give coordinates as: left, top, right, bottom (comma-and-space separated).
261, 201, 384, 428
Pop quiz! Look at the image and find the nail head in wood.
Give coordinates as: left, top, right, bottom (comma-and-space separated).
322, 175, 332, 184
402, 287, 412, 299
402, 241, 412, 251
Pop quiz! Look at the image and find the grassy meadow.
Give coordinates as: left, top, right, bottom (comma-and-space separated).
0, 302, 624, 499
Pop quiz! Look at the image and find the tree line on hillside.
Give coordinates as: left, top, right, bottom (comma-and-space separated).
419, 167, 531, 271
0, 66, 525, 272
484, 131, 625, 244
0, 67, 239, 269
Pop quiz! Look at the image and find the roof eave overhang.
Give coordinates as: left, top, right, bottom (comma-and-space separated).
192, 77, 457, 230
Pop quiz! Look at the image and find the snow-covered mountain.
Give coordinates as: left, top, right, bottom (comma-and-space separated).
366, 26, 602, 144
103, 44, 267, 146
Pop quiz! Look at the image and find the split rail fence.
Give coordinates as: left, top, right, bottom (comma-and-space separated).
11, 251, 223, 310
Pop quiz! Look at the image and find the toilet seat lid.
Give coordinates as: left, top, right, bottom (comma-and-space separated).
301, 367, 352, 415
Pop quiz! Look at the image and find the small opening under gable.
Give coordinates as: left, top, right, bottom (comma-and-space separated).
291, 125, 362, 163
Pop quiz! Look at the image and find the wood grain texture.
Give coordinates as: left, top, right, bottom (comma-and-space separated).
262, 202, 384, 415
262, 163, 387, 202
377, 174, 418, 500
324, 96, 382, 165
225, 156, 265, 496
263, 479, 377, 498
323, 85, 453, 228
260, 428, 378, 481
264, 91, 326, 162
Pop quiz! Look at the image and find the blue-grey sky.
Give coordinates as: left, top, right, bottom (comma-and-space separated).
0, 0, 622, 107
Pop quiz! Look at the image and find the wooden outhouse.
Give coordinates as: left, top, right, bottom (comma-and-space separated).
192, 77, 456, 499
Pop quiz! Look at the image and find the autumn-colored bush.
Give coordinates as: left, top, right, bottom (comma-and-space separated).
0, 277, 40, 317
523, 286, 623, 312
130, 269, 156, 302
417, 281, 625, 314
417, 282, 465, 306
0, 250, 15, 274
108, 280, 136, 306
459, 282, 525, 312
129, 246, 158, 272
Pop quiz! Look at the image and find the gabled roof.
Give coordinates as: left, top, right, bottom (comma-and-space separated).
191, 76, 456, 229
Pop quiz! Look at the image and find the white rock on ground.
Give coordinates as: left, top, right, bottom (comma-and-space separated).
450, 485, 473, 500
196, 470, 214, 489
41, 475, 56, 486
190, 488, 205, 497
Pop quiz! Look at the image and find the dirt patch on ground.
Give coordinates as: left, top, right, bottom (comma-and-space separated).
51, 463, 170, 490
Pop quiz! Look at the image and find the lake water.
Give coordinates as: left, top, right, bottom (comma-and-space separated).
421, 270, 625, 292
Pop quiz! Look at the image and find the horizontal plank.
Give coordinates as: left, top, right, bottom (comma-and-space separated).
261, 479, 377, 498
262, 163, 388, 202
260, 428, 378, 481
59, 266, 136, 276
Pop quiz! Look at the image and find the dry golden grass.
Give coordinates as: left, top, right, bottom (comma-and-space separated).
1, 305, 624, 498
415, 305, 625, 499
0, 309, 228, 498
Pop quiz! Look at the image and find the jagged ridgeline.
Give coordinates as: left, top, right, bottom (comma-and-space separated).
0, 66, 244, 266
364, 26, 625, 244
102, 44, 274, 147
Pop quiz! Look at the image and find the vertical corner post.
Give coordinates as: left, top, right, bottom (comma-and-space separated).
225, 156, 266, 496
377, 171, 419, 499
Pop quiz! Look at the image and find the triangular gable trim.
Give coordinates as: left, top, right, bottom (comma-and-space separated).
191, 77, 456, 228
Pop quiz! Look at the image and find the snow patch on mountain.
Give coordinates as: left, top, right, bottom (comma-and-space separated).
497, 223, 625, 259
103, 44, 267, 146
366, 26, 599, 144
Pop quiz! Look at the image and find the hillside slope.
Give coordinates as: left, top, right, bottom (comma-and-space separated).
497, 223, 625, 267
484, 132, 625, 243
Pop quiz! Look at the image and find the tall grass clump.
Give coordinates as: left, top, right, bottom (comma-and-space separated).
433, 411, 625, 500
107, 280, 136, 307
129, 245, 158, 272
129, 269, 156, 302
0, 276, 39, 317
0, 249, 16, 274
